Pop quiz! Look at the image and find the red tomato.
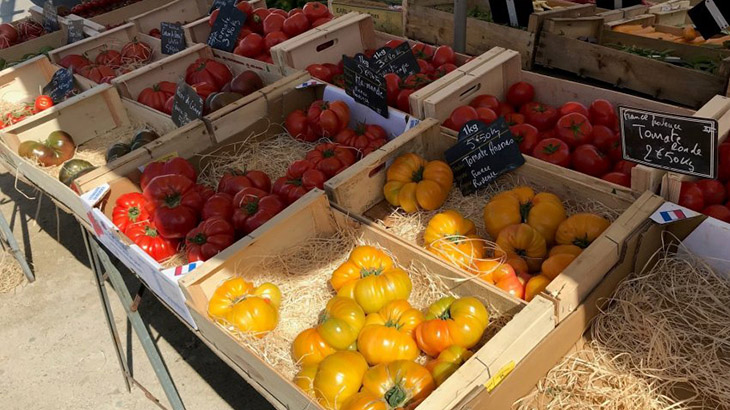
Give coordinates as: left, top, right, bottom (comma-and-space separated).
305, 143, 357, 178
124, 221, 179, 262
432, 45, 455, 66
95, 49, 121, 68
476, 107, 498, 125
504, 112, 525, 126
506, 82, 535, 107
532, 138, 570, 168
236, 1, 253, 15
285, 109, 317, 142
432, 63, 457, 79
385, 39, 404, 49
718, 143, 730, 182
264, 31, 288, 51
613, 160, 637, 176
191, 82, 218, 100
231, 187, 286, 235
558, 101, 589, 118
237, 27, 254, 42
288, 8, 303, 16
143, 175, 203, 239
34, 95, 54, 112
283, 13, 310, 37
556, 113, 593, 148
591, 125, 618, 154
396, 89, 414, 113
112, 192, 150, 232
246, 8, 270, 34
323, 63, 342, 76
417, 59, 434, 76
217, 170, 272, 196
255, 53, 273, 64
402, 73, 431, 90
140, 157, 197, 190
185, 217, 235, 262
334, 124, 387, 156
702, 205, 730, 223
234, 33, 264, 58
497, 102, 515, 117
448, 106, 479, 131
273, 160, 327, 204
589, 99, 617, 128
185, 58, 233, 90
384, 73, 401, 107
263, 13, 285, 35
601, 172, 630, 187
59, 54, 90, 71
571, 144, 611, 177
306, 63, 332, 82
696, 179, 727, 205
679, 182, 705, 212
209, 9, 220, 26
470, 95, 500, 111
201, 192, 234, 222
121, 39, 152, 63
78, 64, 116, 83
311, 17, 332, 28
164, 96, 174, 115
307, 100, 350, 137
521, 102, 559, 131
411, 43, 434, 60
510, 124, 539, 155
303, 2, 330, 23
269, 8, 288, 17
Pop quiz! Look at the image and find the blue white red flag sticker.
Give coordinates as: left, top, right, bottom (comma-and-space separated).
650, 202, 699, 224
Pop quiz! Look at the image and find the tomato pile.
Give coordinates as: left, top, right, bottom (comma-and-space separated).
136, 58, 263, 115
444, 81, 637, 188
65, 0, 143, 18
58, 39, 153, 84
0, 20, 45, 50
305, 39, 460, 113
678, 142, 730, 222
209, 1, 332, 64
0, 95, 55, 129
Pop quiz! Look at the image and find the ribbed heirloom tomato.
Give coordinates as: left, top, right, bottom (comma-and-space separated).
112, 192, 150, 232
342, 361, 435, 410
556, 213, 610, 249
357, 299, 424, 365
273, 160, 326, 204
78, 64, 116, 83
140, 156, 197, 190
185, 217, 235, 262
424, 210, 485, 270
207, 278, 281, 336
95, 49, 122, 68
483, 186, 566, 244
285, 109, 317, 142
425, 345, 474, 386
142, 175, 203, 238
334, 123, 387, 156
294, 351, 368, 410
307, 100, 350, 137
383, 153, 453, 213
415, 296, 489, 356
231, 187, 285, 236
496, 224, 547, 272
305, 143, 356, 178
185, 58, 233, 90
138, 81, 177, 113
201, 192, 234, 221
121, 39, 152, 63
217, 169, 271, 196
124, 221, 178, 262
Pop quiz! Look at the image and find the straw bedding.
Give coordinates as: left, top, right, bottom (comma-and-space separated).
0, 249, 25, 293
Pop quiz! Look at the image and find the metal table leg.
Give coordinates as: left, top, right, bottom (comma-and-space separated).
0, 208, 34, 282
82, 227, 186, 410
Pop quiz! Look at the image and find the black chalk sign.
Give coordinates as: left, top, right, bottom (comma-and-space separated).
688, 0, 730, 40
161, 22, 186, 55
67, 18, 85, 43
343, 55, 389, 118
488, 0, 533, 27
445, 118, 525, 195
596, 0, 642, 10
43, 0, 60, 33
171, 83, 204, 127
43, 68, 74, 104
209, 0, 235, 14
207, 5, 245, 52
370, 42, 420, 79
619, 106, 718, 179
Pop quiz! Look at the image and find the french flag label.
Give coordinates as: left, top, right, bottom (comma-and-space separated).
660, 209, 687, 222
166, 261, 202, 277
650, 203, 699, 225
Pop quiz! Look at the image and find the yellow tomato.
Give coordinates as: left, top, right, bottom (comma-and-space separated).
483, 186, 566, 244
295, 351, 368, 410
207, 278, 281, 337
358, 299, 424, 365
415, 296, 489, 356
555, 213, 610, 249
525, 274, 551, 302
384, 153, 453, 213
425, 345, 474, 386
331, 246, 412, 314
360, 360, 435, 409
424, 210, 485, 270
496, 223, 547, 272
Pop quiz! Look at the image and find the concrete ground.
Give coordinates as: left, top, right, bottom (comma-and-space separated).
0, 175, 276, 408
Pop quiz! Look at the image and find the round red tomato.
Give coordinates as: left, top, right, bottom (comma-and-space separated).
470, 95, 500, 111
718, 142, 730, 182
601, 172, 630, 188
285, 109, 317, 142
696, 179, 727, 205
385, 39, 404, 49
263, 13, 285, 35
703, 205, 730, 222
283, 13, 310, 37
306, 63, 332, 82
236, 1, 253, 15
34, 95, 53, 112
506, 82, 534, 108
679, 182, 705, 212
572, 144, 611, 177
234, 33, 264, 58
411, 43, 433, 60
185, 58, 233, 90
504, 112, 525, 126
532, 138, 570, 168
202, 192, 234, 221
124, 221, 179, 262
303, 2, 330, 23
403, 73, 431, 90
246, 8, 270, 34
264, 31, 288, 51
432, 45, 455, 67
448, 106, 478, 131
591, 125, 618, 153
185, 217, 235, 262
288, 8, 303, 16
589, 99, 617, 128
396, 89, 414, 113
497, 102, 515, 116
384, 73, 401, 107
556, 113, 593, 148
613, 160, 637, 176
417, 59, 434, 76
558, 101, 589, 118
311, 17, 332, 28
476, 107, 498, 125
510, 124, 538, 155
432, 63, 457, 79
59, 54, 90, 71
521, 102, 559, 131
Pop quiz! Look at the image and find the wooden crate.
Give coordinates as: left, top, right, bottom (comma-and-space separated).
0, 84, 175, 222
110, 43, 309, 129
328, 0, 404, 35
535, 6, 730, 109
405, 0, 594, 69
27, 5, 107, 34
82, 0, 177, 29
178, 188, 556, 410
480, 205, 708, 407
0, 56, 95, 133
659, 95, 730, 203
412, 47, 694, 194
325, 114, 666, 323
0, 16, 100, 65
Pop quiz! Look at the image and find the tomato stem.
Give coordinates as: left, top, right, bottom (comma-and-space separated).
438, 309, 452, 320
411, 166, 424, 182
188, 233, 208, 245
519, 202, 532, 223
244, 199, 259, 215
384, 385, 408, 408
360, 267, 384, 277
144, 225, 158, 238
572, 236, 591, 249
128, 206, 141, 222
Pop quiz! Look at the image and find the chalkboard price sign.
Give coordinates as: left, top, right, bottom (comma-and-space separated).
370, 42, 420, 79
43, 68, 74, 104
67, 18, 85, 43
343, 55, 389, 118
43, 0, 60, 33
619, 106, 718, 179
209, 0, 236, 14
445, 118, 525, 195
161, 22, 186, 55
171, 83, 203, 127
207, 5, 246, 52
